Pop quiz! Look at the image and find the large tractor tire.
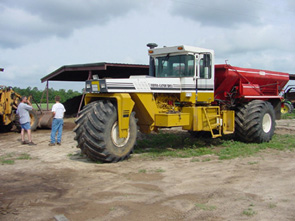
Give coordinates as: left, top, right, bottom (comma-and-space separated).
235, 100, 275, 143
74, 100, 137, 163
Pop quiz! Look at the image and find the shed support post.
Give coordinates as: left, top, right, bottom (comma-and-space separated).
46, 81, 49, 111
77, 71, 92, 116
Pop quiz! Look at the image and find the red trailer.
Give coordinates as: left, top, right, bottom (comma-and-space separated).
215, 64, 289, 101
213, 64, 289, 143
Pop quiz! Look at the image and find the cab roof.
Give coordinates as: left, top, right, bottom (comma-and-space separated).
149, 45, 214, 56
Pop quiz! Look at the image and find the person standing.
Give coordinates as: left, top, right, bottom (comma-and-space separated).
16, 96, 36, 145
49, 96, 66, 146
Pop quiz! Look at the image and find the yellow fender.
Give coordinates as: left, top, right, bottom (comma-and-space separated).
85, 93, 134, 138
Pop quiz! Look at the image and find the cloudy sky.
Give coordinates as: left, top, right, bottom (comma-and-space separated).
1, 0, 294, 91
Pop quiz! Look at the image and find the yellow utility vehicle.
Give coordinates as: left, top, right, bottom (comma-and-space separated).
74, 44, 289, 162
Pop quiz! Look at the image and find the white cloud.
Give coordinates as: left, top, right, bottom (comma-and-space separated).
0, 0, 145, 48
171, 0, 265, 27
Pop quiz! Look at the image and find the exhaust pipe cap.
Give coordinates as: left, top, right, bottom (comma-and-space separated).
147, 43, 158, 49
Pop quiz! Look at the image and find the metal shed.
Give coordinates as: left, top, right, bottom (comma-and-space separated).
41, 62, 149, 83
40, 62, 149, 115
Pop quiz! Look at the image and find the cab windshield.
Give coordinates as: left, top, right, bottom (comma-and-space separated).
155, 54, 195, 77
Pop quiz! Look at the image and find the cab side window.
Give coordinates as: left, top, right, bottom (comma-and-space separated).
199, 54, 211, 79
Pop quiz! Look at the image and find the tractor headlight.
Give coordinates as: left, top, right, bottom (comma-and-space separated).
92, 84, 98, 91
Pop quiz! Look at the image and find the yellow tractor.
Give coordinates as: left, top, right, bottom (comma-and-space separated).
0, 68, 48, 132
0, 86, 39, 132
73, 44, 289, 163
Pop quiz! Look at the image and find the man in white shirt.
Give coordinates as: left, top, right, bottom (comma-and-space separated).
49, 96, 66, 146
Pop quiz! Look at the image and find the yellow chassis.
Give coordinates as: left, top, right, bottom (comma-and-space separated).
85, 93, 235, 138
0, 88, 21, 126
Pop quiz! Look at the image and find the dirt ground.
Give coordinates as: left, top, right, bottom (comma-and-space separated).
0, 119, 295, 221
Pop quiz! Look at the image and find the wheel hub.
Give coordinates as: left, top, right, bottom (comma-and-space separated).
262, 113, 272, 133
111, 121, 130, 147
281, 106, 289, 114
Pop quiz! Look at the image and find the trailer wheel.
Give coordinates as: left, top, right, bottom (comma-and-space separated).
235, 100, 275, 143
281, 101, 294, 114
74, 100, 137, 163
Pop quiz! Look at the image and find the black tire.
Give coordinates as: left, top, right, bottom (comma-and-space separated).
74, 100, 137, 163
235, 100, 275, 143
14, 112, 21, 132
29, 110, 38, 131
0, 123, 12, 132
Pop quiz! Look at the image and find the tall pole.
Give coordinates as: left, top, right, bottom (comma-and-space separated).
77, 71, 92, 117
46, 81, 49, 111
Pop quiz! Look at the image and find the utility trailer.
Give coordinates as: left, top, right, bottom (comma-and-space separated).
73, 44, 289, 162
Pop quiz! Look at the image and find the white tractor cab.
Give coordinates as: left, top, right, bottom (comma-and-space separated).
147, 43, 215, 103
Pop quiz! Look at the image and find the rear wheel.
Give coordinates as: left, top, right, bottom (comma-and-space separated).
235, 100, 275, 143
74, 100, 137, 162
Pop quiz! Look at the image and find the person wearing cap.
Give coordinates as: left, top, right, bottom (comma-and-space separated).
49, 96, 66, 146
16, 96, 36, 145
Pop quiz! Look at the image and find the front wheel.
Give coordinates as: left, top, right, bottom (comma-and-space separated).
235, 100, 275, 143
74, 100, 137, 162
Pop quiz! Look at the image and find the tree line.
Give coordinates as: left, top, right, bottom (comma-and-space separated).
12, 87, 82, 103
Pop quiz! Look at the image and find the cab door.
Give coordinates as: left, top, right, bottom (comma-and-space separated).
179, 55, 197, 102
196, 53, 215, 103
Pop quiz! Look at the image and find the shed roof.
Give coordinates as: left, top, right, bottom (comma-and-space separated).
41, 62, 149, 83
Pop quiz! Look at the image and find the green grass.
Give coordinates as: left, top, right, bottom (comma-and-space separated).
32, 103, 54, 110
242, 208, 257, 216
0, 152, 32, 165
154, 168, 165, 173
281, 112, 295, 119
134, 132, 295, 161
242, 203, 257, 216
138, 168, 165, 173
17, 153, 31, 160
135, 133, 215, 159
1, 159, 15, 165
268, 203, 277, 209
195, 203, 216, 211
